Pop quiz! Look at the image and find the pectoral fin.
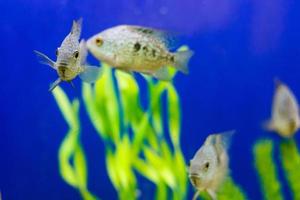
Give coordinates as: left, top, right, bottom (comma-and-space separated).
68, 81, 75, 89
34, 50, 56, 69
263, 119, 275, 131
152, 67, 172, 81
192, 190, 200, 200
207, 189, 217, 200
49, 78, 62, 92
79, 65, 102, 83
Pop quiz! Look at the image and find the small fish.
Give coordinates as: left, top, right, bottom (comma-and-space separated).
86, 25, 194, 80
188, 131, 234, 200
265, 79, 300, 138
34, 18, 101, 91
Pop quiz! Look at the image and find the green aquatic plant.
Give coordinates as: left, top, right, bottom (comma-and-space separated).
52, 46, 247, 200
280, 139, 300, 200
253, 139, 284, 200
52, 87, 97, 200
198, 171, 247, 200
82, 63, 187, 199
217, 177, 246, 200
253, 138, 300, 200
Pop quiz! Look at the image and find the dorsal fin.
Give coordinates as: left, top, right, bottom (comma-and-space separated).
70, 18, 83, 38
128, 25, 177, 49
207, 130, 234, 164
274, 77, 284, 89
215, 130, 235, 152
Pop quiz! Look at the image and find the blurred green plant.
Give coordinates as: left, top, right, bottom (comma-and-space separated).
52, 46, 246, 200
253, 139, 284, 200
253, 137, 300, 200
52, 87, 97, 200
280, 139, 300, 200
82, 62, 187, 200
199, 177, 246, 200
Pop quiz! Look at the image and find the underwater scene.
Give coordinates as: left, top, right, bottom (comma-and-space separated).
2, 0, 300, 199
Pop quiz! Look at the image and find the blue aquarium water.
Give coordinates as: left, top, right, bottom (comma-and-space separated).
1, 0, 300, 199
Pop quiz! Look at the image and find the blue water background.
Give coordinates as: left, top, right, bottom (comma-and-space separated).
1, 0, 300, 199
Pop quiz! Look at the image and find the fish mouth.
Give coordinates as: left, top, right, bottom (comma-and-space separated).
189, 173, 201, 179
189, 174, 201, 187
57, 62, 68, 68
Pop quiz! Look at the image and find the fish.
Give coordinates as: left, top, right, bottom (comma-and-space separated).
34, 18, 101, 91
188, 131, 234, 200
86, 25, 194, 80
265, 79, 300, 138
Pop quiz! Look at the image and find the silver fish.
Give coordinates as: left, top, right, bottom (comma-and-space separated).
86, 25, 194, 80
266, 79, 300, 138
34, 19, 101, 91
188, 131, 234, 200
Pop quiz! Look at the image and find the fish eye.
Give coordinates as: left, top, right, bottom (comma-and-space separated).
73, 51, 79, 58
203, 162, 210, 171
55, 48, 59, 56
95, 38, 103, 46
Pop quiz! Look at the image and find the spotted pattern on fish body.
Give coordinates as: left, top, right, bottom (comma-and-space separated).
87, 25, 194, 80
134, 42, 141, 52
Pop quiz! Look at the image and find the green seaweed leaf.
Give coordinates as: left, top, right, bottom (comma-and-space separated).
52, 87, 78, 128
94, 64, 120, 143
105, 149, 121, 190
148, 79, 166, 136
144, 147, 176, 189
82, 83, 109, 140
253, 139, 283, 200
133, 158, 160, 184
173, 149, 188, 198
52, 87, 97, 200
280, 139, 300, 200
217, 177, 246, 200
58, 128, 78, 187
166, 84, 181, 148
198, 177, 246, 200
115, 70, 141, 127
74, 144, 88, 187
155, 181, 168, 200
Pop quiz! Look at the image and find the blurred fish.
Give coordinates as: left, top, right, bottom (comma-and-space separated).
188, 131, 234, 200
86, 25, 194, 80
265, 79, 300, 138
34, 18, 101, 91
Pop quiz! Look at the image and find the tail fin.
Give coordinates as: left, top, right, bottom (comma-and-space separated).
173, 50, 194, 74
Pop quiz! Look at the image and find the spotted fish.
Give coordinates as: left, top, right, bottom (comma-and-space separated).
34, 18, 101, 91
86, 25, 194, 80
